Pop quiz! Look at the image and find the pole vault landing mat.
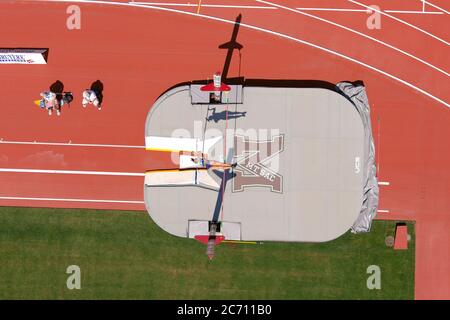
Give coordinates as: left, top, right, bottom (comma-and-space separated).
144, 80, 379, 242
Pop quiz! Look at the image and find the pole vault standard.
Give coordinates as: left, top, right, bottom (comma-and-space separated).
200, 71, 231, 103
200, 71, 232, 260
146, 14, 244, 260
144, 71, 235, 260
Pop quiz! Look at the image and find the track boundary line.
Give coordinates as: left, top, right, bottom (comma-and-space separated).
130, 1, 446, 15
0, 139, 144, 149
257, 0, 449, 77
384, 10, 442, 15
297, 8, 443, 14
132, 2, 276, 9
0, 196, 144, 204
0, 168, 145, 176
294, 7, 367, 13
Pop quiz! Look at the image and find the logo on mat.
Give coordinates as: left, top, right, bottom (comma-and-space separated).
232, 134, 284, 193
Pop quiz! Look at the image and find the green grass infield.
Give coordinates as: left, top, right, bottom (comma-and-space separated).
0, 207, 415, 299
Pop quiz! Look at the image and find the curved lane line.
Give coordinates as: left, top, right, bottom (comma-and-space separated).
257, 0, 449, 77
132, 2, 277, 9
348, 0, 450, 46
423, 1, 450, 15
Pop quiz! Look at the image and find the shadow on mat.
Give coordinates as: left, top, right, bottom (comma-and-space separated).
206, 107, 247, 123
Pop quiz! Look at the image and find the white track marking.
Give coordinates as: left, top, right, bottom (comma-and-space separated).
133, 2, 446, 14
132, 2, 276, 9
36, 0, 450, 108
385, 10, 443, 15
423, 0, 450, 15
295, 8, 368, 13
295, 7, 442, 15
258, 0, 449, 77
377, 209, 390, 213
378, 181, 390, 186
0, 139, 144, 149
0, 168, 145, 176
348, 0, 450, 46
0, 196, 144, 204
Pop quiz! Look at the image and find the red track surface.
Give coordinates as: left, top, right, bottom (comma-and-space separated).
0, 0, 448, 299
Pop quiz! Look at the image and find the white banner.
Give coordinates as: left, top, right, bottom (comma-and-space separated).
0, 49, 48, 64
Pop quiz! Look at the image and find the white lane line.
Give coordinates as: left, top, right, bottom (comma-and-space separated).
348, 0, 450, 46
378, 181, 390, 186
295, 7, 442, 15
385, 10, 443, 15
295, 7, 369, 13
0, 196, 144, 204
133, 2, 445, 14
132, 2, 276, 9
41, 0, 450, 108
377, 209, 390, 213
258, 0, 449, 77
0, 140, 144, 149
423, 0, 450, 15
0, 168, 145, 176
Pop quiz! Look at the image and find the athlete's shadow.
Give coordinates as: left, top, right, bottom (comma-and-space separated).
50, 80, 64, 101
49, 80, 74, 111
206, 107, 247, 123
90, 80, 104, 105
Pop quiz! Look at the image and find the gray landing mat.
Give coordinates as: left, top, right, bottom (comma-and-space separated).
144, 81, 378, 242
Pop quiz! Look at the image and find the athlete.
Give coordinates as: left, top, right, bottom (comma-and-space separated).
82, 89, 101, 110
40, 91, 59, 116
184, 151, 236, 170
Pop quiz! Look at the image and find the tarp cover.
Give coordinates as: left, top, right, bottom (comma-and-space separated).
337, 82, 379, 233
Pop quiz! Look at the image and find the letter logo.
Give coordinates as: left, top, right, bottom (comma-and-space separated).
233, 134, 284, 193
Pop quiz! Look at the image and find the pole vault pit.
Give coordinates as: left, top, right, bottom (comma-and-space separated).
144, 80, 378, 243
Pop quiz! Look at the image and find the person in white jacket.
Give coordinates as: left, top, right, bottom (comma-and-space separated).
82, 89, 101, 110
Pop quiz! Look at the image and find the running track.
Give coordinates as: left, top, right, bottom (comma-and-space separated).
0, 0, 448, 299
